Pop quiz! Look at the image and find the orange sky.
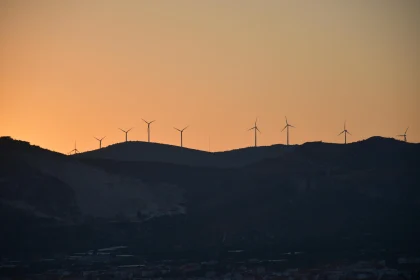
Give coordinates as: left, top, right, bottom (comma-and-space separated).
1, 0, 419, 153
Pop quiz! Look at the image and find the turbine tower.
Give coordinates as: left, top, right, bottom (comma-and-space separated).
281, 116, 295, 145
142, 119, 155, 143
119, 128, 133, 142
338, 121, 351, 144
94, 136, 106, 149
248, 118, 261, 147
68, 141, 79, 155
397, 127, 409, 142
174, 126, 189, 147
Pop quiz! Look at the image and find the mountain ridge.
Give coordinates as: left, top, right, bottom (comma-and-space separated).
74, 140, 293, 168
0, 135, 419, 256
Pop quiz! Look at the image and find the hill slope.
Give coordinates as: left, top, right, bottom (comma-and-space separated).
74, 141, 293, 168
0, 137, 185, 220
1, 136, 419, 257
78, 137, 420, 251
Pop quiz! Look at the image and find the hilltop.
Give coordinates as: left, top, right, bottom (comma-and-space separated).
1, 136, 419, 257
74, 140, 294, 168
74, 136, 418, 169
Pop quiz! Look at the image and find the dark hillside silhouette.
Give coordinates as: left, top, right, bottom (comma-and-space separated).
1, 136, 419, 257
74, 140, 293, 168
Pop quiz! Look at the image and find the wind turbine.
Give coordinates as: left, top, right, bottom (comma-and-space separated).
397, 127, 409, 142
248, 118, 261, 147
68, 141, 79, 155
174, 126, 189, 147
119, 127, 133, 142
142, 119, 155, 143
94, 136, 106, 149
338, 121, 351, 144
281, 116, 295, 145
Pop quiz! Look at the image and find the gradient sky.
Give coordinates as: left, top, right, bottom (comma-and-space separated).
1, 0, 419, 153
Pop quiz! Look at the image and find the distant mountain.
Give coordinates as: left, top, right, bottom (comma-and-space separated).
1, 136, 419, 257
74, 140, 293, 168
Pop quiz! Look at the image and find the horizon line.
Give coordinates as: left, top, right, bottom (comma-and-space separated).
0, 135, 414, 156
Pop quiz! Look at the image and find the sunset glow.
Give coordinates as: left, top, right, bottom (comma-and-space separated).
1, 0, 419, 153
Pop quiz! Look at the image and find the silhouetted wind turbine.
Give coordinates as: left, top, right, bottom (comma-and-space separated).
397, 127, 409, 142
174, 126, 189, 147
248, 118, 261, 147
281, 116, 295, 145
338, 121, 351, 144
119, 128, 133, 142
94, 136, 106, 149
142, 119, 155, 143
68, 141, 79, 155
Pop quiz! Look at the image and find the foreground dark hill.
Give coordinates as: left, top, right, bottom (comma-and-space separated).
79, 137, 420, 252
74, 140, 293, 168
0, 136, 185, 220
1, 136, 420, 257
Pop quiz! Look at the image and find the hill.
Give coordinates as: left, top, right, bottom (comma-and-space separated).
74, 140, 293, 168
1, 136, 419, 257
0, 137, 185, 220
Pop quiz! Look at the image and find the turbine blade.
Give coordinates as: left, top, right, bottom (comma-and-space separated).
127, 127, 133, 132
142, 118, 147, 123
290, 125, 296, 128
281, 125, 287, 132
338, 131, 344, 136
150, 120, 155, 124
94, 137, 99, 141
347, 131, 351, 135
405, 127, 409, 134
101, 136, 106, 140
182, 126, 189, 131
248, 127, 254, 131
119, 128, 125, 132
285, 116, 288, 125
257, 127, 261, 133
174, 127, 181, 132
